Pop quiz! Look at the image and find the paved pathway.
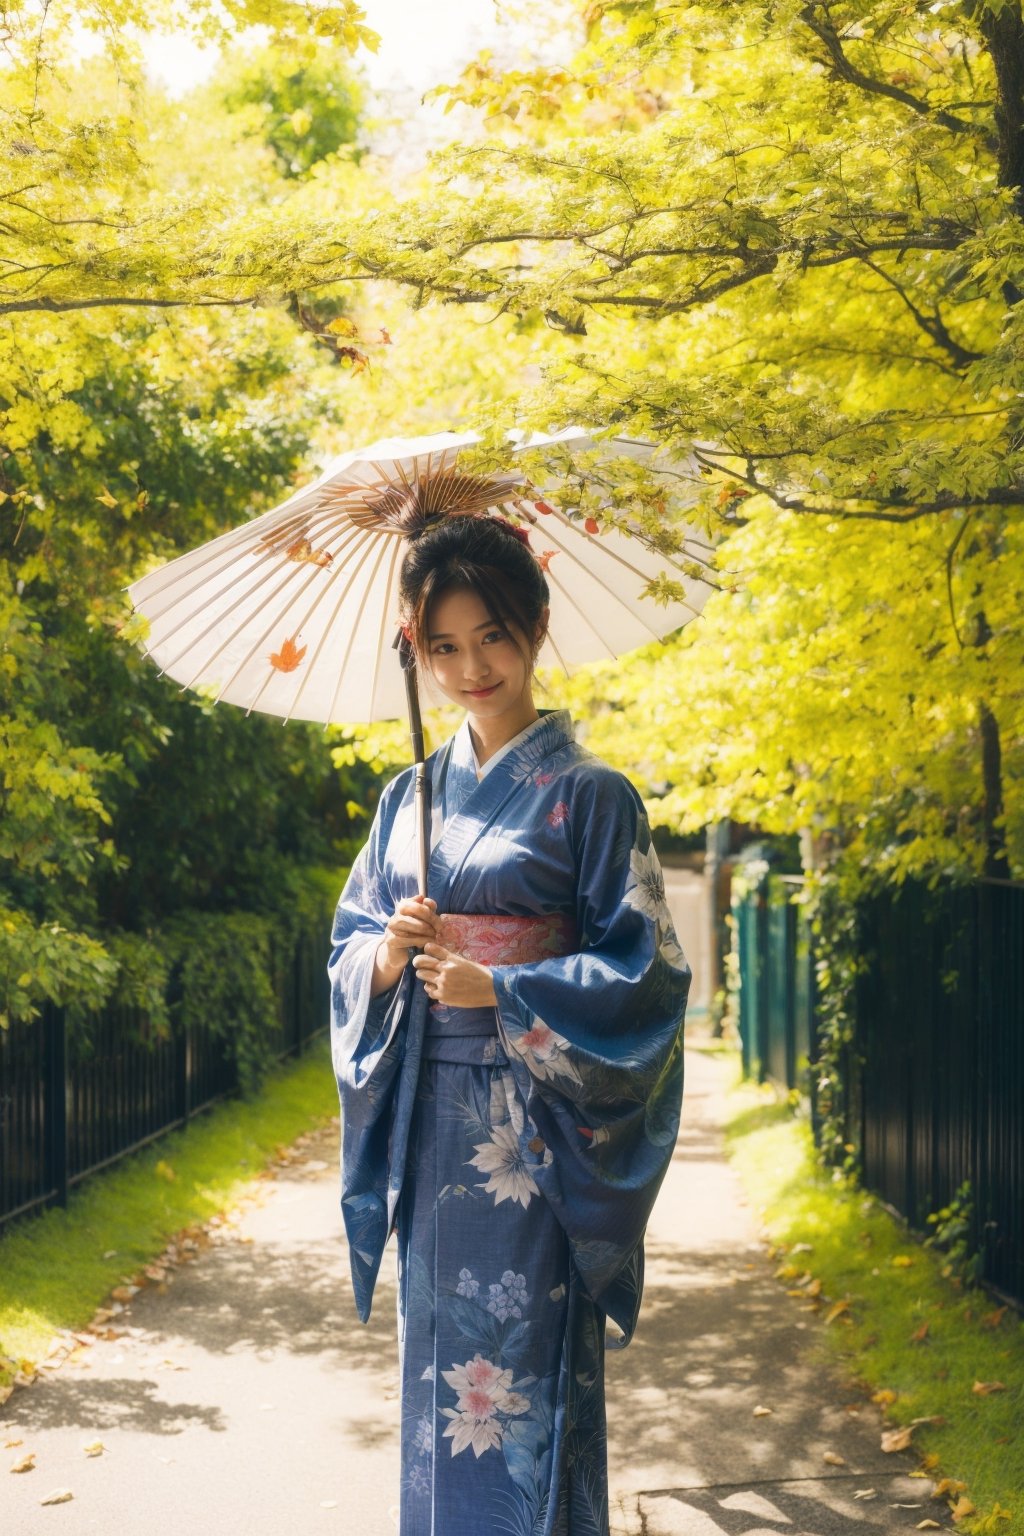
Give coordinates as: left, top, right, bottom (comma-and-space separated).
2, 1029, 946, 1535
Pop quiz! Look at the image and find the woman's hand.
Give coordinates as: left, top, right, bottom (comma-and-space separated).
371, 896, 439, 997
411, 943, 497, 1009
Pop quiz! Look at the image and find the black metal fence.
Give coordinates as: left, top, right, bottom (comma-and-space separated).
0, 922, 331, 1231
733, 872, 1024, 1306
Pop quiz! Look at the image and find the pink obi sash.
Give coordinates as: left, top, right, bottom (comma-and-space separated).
436, 912, 578, 967
422, 913, 578, 1059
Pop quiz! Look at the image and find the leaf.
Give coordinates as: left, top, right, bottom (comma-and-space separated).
825, 1300, 850, 1324
823, 1451, 846, 1466
82, 1441, 104, 1457
39, 1489, 73, 1504
752, 1404, 773, 1416
881, 1426, 915, 1452
916, 1522, 942, 1530
891, 1255, 914, 1268
154, 1160, 175, 1182
910, 1322, 929, 1342
95, 487, 118, 508
951, 1496, 976, 1522
10, 1451, 36, 1473
981, 1307, 1008, 1329
971, 1380, 1006, 1396
268, 637, 307, 673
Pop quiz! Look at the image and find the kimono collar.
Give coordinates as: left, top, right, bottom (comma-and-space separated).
429, 709, 576, 900
455, 709, 570, 781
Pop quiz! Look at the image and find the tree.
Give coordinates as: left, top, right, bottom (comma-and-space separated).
319, 0, 1024, 881
0, 27, 373, 1027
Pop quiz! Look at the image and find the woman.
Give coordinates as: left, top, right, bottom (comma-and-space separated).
329, 513, 690, 1536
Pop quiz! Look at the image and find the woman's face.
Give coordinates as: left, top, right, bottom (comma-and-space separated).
423, 586, 541, 720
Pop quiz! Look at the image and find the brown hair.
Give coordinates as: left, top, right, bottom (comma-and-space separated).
399, 515, 549, 667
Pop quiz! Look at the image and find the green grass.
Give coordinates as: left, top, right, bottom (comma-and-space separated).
712, 1045, 1023, 1536
0, 1036, 338, 1387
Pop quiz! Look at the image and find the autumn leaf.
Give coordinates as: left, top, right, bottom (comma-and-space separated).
934, 1479, 969, 1500
950, 1496, 976, 1522
10, 1451, 36, 1473
892, 1255, 914, 1268
981, 1307, 1008, 1329
269, 637, 307, 673
39, 1489, 73, 1505
916, 1521, 942, 1529
881, 1426, 915, 1452
154, 1160, 175, 1181
326, 316, 360, 337
971, 1380, 1006, 1396
95, 486, 118, 508
752, 1405, 773, 1417
823, 1451, 846, 1466
910, 1322, 929, 1343
82, 1441, 105, 1458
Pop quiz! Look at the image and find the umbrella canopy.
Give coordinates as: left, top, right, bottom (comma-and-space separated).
127, 428, 716, 727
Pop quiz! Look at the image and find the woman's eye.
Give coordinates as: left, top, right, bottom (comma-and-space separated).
431, 642, 456, 655
483, 629, 507, 644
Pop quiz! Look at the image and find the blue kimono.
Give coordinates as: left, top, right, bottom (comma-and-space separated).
329, 709, 690, 1536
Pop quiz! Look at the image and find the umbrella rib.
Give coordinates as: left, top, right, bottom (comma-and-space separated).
155, 519, 368, 679
366, 535, 406, 722
169, 520, 368, 693
278, 527, 381, 724
512, 508, 667, 647
137, 501, 361, 635
244, 528, 379, 722
532, 550, 618, 664
326, 533, 396, 726
533, 502, 708, 622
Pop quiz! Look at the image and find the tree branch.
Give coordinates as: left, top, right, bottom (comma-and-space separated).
799, 3, 995, 145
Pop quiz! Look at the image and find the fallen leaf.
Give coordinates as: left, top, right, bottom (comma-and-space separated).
823, 1451, 846, 1466
154, 1161, 175, 1182
910, 1323, 930, 1343
4, 1439, 23, 1449
110, 1287, 136, 1302
872, 1389, 898, 1407
950, 1496, 975, 1522
972, 1380, 1006, 1396
320, 1500, 338, 1509
881, 1426, 915, 1452
916, 1522, 942, 1530
934, 1480, 969, 1500
892, 1255, 914, 1268
82, 1441, 104, 1458
853, 1489, 878, 1500
981, 1306, 1008, 1329
11, 1452, 36, 1473
752, 1405, 773, 1417
95, 487, 118, 508
40, 1489, 73, 1505
825, 1300, 850, 1325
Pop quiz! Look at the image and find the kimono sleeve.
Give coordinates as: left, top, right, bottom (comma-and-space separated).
328, 775, 410, 1093
493, 766, 690, 1345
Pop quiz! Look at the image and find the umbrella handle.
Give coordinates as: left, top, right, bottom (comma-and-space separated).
395, 627, 431, 899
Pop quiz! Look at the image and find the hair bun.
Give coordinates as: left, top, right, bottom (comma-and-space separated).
487, 514, 533, 549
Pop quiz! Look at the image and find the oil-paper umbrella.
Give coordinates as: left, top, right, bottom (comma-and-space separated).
127, 427, 716, 893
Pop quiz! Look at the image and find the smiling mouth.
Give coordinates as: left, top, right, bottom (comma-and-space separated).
465, 683, 500, 697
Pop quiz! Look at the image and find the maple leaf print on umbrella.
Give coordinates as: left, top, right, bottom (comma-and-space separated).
269, 636, 307, 673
